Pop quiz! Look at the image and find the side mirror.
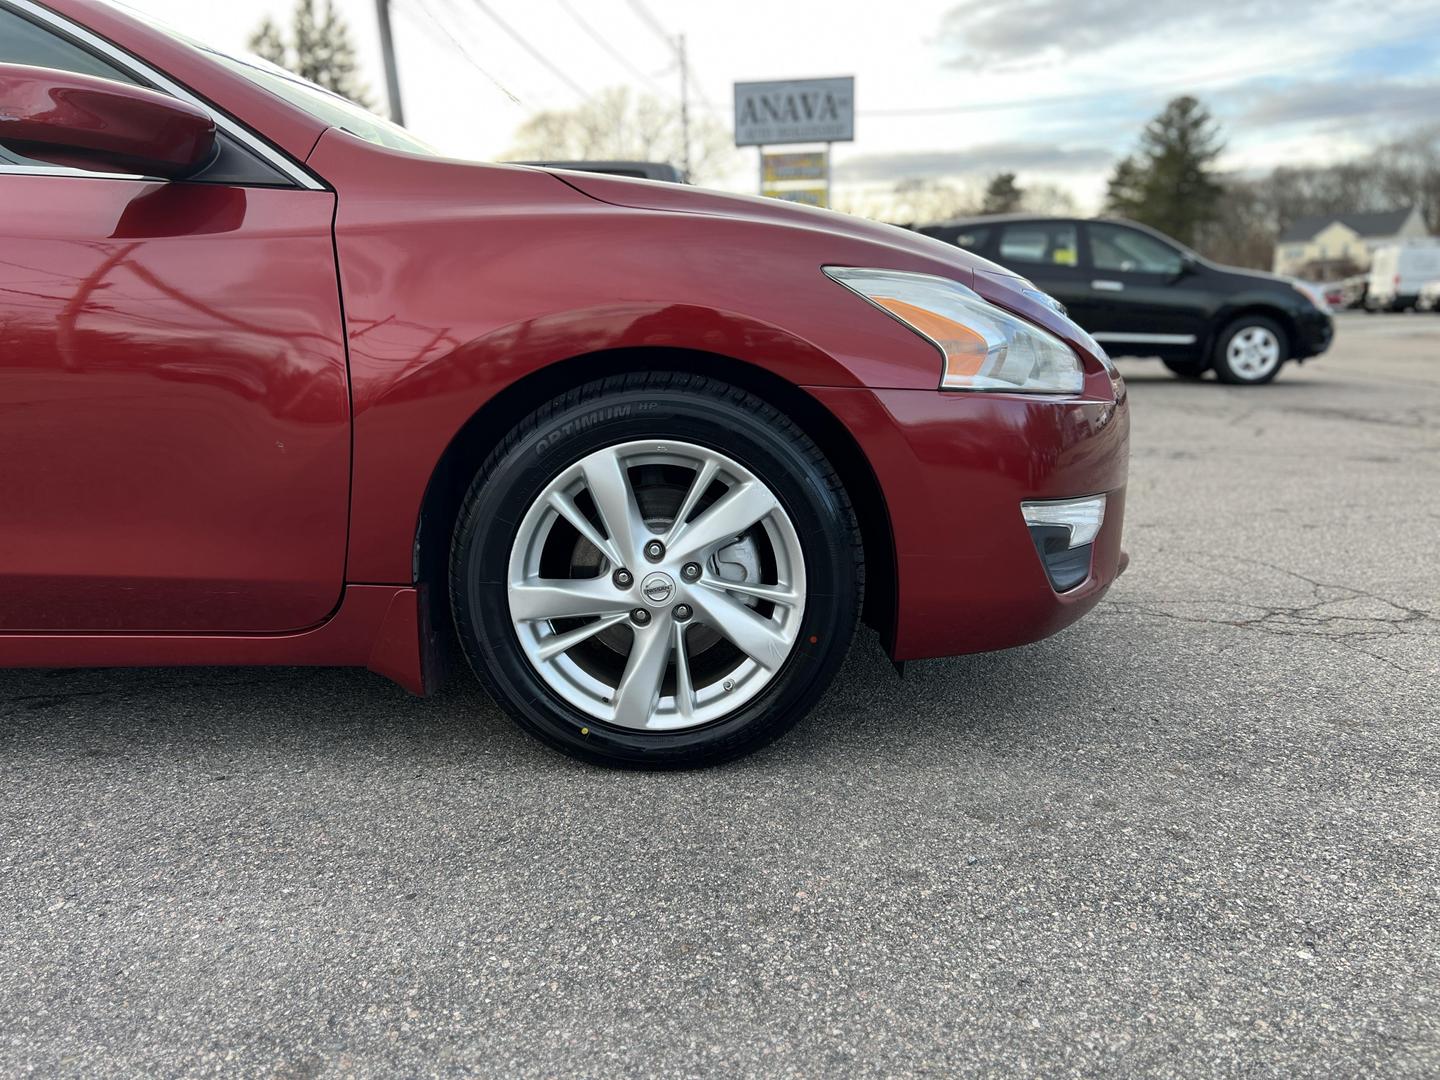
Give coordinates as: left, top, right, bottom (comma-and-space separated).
0, 63, 216, 180
1169, 252, 1197, 282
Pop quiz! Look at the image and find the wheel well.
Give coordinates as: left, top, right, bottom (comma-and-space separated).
1212, 305, 1297, 358
413, 348, 898, 675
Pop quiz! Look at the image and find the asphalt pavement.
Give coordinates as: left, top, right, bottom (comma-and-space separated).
2, 311, 1437, 1078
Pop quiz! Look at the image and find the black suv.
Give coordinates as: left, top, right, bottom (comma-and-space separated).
919, 216, 1334, 384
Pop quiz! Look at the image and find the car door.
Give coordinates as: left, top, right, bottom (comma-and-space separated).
991, 220, 1094, 323
1080, 222, 1210, 350
0, 7, 350, 633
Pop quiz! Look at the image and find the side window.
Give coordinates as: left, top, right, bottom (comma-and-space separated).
998, 223, 1079, 267
0, 7, 138, 84
1090, 223, 1184, 275
0, 8, 142, 171
0, 7, 289, 186
953, 226, 990, 252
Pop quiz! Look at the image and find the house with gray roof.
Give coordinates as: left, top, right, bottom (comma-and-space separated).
1273, 207, 1428, 278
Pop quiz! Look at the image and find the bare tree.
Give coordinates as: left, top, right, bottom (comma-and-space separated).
835, 175, 1081, 226
1021, 182, 1078, 216
1195, 177, 1277, 269
1373, 125, 1440, 232
1192, 124, 1440, 270
506, 87, 734, 185
881, 178, 979, 226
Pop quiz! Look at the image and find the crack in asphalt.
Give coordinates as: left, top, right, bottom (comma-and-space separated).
1280, 404, 1434, 431
1101, 551, 1436, 675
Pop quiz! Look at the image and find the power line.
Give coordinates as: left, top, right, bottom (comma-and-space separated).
467, 0, 593, 102
399, 0, 525, 105
621, 0, 716, 109
622, 0, 673, 49
556, 0, 665, 96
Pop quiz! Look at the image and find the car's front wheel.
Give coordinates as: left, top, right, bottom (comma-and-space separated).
1212, 316, 1288, 385
450, 373, 863, 768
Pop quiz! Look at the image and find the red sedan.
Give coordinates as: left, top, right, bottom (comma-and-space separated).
0, 0, 1128, 767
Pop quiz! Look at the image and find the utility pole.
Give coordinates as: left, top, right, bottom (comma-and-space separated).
374, 0, 405, 125
677, 33, 691, 182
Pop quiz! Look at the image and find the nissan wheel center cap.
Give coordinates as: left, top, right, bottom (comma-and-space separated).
641, 571, 676, 607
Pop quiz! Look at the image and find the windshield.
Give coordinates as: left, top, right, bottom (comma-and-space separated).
202, 49, 441, 157
117, 2, 441, 157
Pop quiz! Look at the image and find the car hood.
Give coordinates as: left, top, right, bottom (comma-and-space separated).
1205, 261, 1297, 291
521, 166, 1105, 373
537, 168, 1019, 282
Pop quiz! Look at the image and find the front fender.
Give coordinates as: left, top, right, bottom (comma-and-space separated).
342, 301, 866, 584
311, 130, 950, 583
359, 300, 862, 413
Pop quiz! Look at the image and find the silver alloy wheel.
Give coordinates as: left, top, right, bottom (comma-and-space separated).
507, 440, 807, 731
1226, 325, 1282, 381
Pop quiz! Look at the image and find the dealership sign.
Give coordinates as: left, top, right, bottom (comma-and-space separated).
762, 151, 827, 183
761, 151, 829, 207
733, 77, 854, 147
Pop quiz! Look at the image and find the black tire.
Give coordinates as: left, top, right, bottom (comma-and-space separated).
449, 372, 863, 769
1212, 315, 1289, 385
1162, 357, 1208, 379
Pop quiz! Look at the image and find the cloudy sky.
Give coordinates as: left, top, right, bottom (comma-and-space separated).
119, 0, 1440, 207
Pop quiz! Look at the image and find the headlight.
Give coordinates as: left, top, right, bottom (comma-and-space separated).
824, 267, 1085, 394
1022, 287, 1067, 317
1290, 280, 1331, 314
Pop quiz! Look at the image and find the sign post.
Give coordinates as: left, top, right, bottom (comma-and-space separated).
734, 77, 854, 209
758, 149, 830, 207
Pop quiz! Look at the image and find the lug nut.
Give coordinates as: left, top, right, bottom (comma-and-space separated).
613, 568, 633, 588
681, 562, 702, 581
630, 608, 651, 626
644, 539, 665, 562
673, 603, 692, 622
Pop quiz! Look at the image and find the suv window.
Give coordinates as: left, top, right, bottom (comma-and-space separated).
1090, 223, 1184, 275
998, 223, 1079, 267
0, 7, 137, 84
953, 226, 990, 252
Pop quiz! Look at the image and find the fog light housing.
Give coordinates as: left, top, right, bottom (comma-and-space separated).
1021, 494, 1106, 592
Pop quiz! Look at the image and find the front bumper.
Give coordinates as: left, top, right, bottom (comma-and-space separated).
809, 382, 1129, 661
1295, 308, 1334, 359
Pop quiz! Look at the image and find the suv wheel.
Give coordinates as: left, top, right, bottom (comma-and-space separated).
1213, 316, 1287, 385
449, 373, 863, 768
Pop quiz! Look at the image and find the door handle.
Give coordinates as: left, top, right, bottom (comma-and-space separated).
1092, 279, 1124, 292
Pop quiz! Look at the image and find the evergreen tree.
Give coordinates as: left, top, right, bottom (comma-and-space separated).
247, 0, 372, 109
1104, 156, 1146, 218
248, 16, 287, 68
1104, 96, 1224, 246
981, 172, 1023, 214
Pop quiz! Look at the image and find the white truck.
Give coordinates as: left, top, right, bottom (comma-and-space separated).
1366, 240, 1440, 311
